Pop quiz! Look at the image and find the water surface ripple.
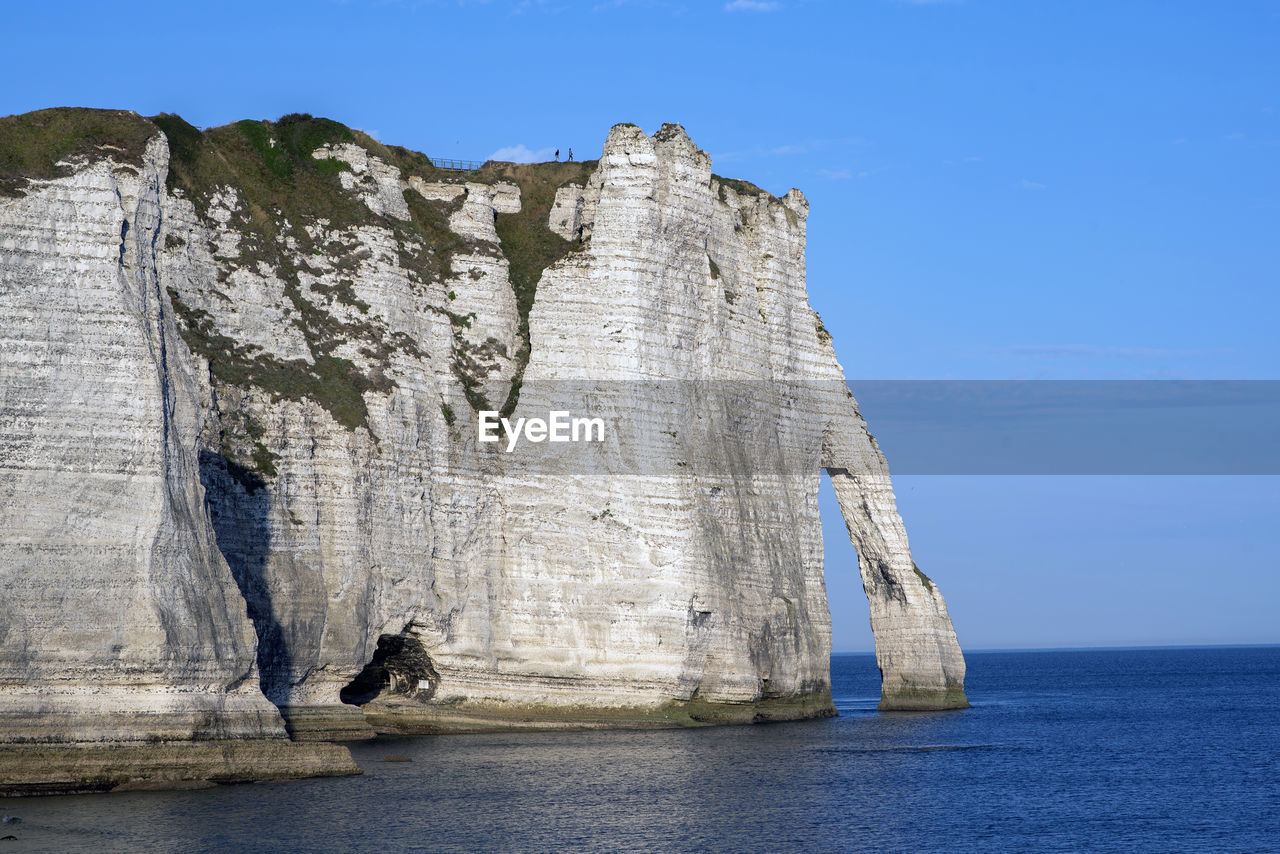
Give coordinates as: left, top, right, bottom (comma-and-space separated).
2, 647, 1277, 852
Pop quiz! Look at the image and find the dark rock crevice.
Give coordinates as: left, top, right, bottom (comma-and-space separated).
197, 449, 292, 705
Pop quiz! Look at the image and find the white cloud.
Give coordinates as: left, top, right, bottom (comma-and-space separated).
818, 169, 852, 180
488, 143, 557, 163
724, 0, 780, 11
1018, 179, 1047, 191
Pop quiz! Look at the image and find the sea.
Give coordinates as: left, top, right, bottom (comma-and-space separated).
2, 646, 1278, 853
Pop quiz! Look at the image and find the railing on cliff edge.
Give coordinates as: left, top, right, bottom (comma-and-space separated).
428, 157, 486, 171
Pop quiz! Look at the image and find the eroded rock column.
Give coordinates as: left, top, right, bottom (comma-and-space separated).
826, 466, 968, 710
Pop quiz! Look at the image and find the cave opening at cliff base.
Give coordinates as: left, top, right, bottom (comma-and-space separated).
339, 633, 439, 706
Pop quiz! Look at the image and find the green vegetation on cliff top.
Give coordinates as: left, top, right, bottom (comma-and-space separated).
147, 115, 596, 437
476, 159, 595, 416
0, 108, 598, 475
152, 113, 413, 439
0, 107, 156, 196
4, 110, 794, 476
712, 173, 770, 201
912, 561, 936, 593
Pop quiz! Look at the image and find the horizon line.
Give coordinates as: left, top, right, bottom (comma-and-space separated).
832, 641, 1280, 655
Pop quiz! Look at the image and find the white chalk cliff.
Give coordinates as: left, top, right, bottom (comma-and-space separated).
0, 108, 964, 785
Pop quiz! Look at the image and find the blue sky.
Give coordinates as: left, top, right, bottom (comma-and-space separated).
5, 0, 1276, 650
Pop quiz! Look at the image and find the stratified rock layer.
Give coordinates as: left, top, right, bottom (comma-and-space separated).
0, 112, 358, 787
0, 741, 359, 797
0, 127, 285, 743
0, 108, 965, 773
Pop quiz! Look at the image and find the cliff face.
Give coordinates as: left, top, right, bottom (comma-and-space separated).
0, 124, 283, 743
0, 108, 965, 759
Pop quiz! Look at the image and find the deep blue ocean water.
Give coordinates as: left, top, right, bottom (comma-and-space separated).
2, 646, 1278, 853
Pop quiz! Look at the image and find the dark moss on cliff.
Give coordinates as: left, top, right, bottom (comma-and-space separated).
6, 111, 750, 444
153, 113, 454, 436
813, 309, 832, 346
166, 284, 383, 435
473, 159, 597, 415
912, 561, 936, 593
712, 173, 772, 202
878, 684, 970, 712
402, 188, 477, 284
482, 160, 595, 323
0, 107, 157, 196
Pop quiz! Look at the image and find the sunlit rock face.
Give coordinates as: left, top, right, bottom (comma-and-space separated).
0, 109, 965, 748
0, 127, 287, 744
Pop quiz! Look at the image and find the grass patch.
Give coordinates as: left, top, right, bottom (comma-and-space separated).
402, 188, 484, 283
166, 286, 383, 433
151, 111, 523, 441
712, 173, 772, 203
912, 562, 935, 593
813, 309, 832, 345
151, 112, 474, 439
472, 159, 596, 416
0, 108, 156, 196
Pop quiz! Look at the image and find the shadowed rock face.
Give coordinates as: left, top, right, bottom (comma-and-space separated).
0, 109, 966, 758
